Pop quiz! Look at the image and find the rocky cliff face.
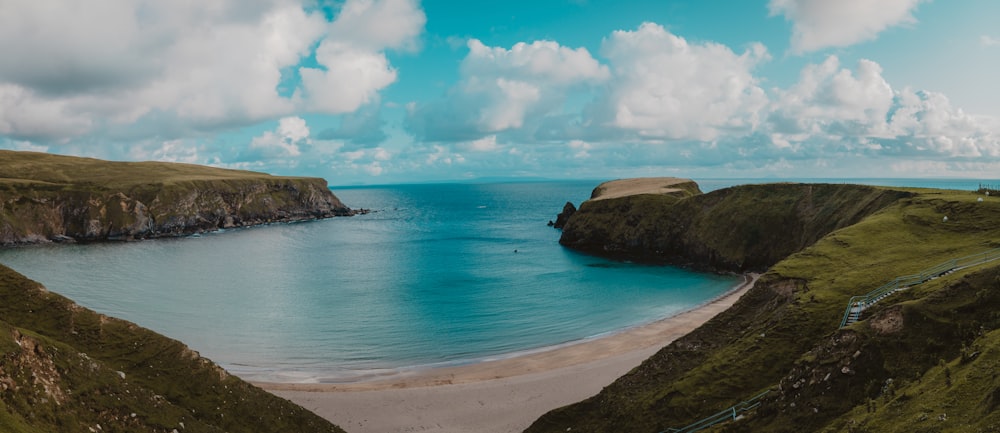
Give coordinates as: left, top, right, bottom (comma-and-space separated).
559, 182, 912, 272
0, 171, 355, 246
531, 183, 1000, 432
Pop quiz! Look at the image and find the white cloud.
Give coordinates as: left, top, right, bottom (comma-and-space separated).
771, 56, 894, 135
298, 0, 425, 114
249, 116, 311, 157
594, 22, 769, 141
0, 84, 94, 141
364, 162, 384, 176
463, 39, 610, 86
407, 38, 608, 141
0, 0, 423, 144
769, 0, 924, 53
327, 0, 425, 51
463, 135, 501, 152
0, 139, 49, 153
766, 56, 999, 159
144, 140, 203, 164
567, 139, 592, 159
372, 147, 393, 161
981, 35, 1000, 47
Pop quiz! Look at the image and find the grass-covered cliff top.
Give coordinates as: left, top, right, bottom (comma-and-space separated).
534, 180, 1000, 432
588, 177, 702, 201
0, 150, 352, 244
0, 150, 314, 189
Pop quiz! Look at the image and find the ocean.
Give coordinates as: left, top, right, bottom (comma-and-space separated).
0, 178, 991, 382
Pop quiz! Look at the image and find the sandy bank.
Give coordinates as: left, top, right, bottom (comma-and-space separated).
261, 274, 757, 433
590, 177, 695, 201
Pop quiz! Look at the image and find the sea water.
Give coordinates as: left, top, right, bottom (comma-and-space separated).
3, 178, 986, 382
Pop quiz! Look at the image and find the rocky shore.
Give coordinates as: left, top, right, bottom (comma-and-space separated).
0, 151, 358, 245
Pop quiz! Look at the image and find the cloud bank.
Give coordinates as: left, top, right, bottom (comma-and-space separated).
1, 1, 996, 182
0, 0, 424, 143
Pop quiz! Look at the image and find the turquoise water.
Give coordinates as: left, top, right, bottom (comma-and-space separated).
0, 181, 740, 382
2, 178, 990, 382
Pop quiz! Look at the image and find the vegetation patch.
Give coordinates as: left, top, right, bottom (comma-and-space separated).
0, 264, 345, 433
531, 182, 1000, 432
0, 150, 355, 245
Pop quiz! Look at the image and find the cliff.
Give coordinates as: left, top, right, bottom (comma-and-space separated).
560, 182, 912, 272
0, 263, 346, 433
530, 180, 1000, 432
0, 150, 354, 245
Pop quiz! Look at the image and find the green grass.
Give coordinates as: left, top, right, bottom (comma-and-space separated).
0, 150, 309, 189
0, 264, 346, 433
561, 183, 913, 271
529, 183, 1000, 432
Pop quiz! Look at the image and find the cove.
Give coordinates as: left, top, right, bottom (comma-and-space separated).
0, 181, 739, 382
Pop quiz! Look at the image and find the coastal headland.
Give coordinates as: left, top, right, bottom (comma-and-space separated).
0, 150, 356, 245
4, 163, 1000, 433
530, 178, 1000, 432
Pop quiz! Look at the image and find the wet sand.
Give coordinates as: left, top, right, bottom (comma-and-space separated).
261, 274, 757, 433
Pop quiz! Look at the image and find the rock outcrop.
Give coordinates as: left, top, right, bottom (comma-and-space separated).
550, 201, 577, 229
0, 151, 356, 245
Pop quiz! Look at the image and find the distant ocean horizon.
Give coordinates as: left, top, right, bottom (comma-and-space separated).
0, 178, 994, 382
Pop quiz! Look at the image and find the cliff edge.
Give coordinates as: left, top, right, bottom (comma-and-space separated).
560, 181, 911, 272
0, 150, 355, 245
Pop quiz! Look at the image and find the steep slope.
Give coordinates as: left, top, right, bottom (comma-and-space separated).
561, 183, 912, 271
0, 150, 355, 245
0, 263, 345, 433
530, 184, 1000, 432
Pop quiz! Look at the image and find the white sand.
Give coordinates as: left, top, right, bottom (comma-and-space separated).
262, 274, 757, 433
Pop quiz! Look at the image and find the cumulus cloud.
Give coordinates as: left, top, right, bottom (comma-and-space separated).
407, 38, 609, 141
298, 0, 425, 113
249, 116, 311, 158
592, 22, 769, 141
767, 55, 999, 159
0, 0, 424, 144
769, 0, 924, 53
769, 56, 894, 140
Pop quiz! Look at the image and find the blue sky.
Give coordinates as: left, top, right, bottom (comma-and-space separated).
1, 0, 998, 185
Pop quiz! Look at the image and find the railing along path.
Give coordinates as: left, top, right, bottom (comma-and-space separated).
839, 247, 1000, 328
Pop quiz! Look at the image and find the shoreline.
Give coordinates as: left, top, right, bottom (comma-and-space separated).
261, 274, 758, 433
258, 272, 757, 392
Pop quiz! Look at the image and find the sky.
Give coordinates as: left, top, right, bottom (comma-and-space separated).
1, 0, 999, 185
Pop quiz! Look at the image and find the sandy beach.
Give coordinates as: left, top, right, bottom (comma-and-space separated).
262, 274, 757, 433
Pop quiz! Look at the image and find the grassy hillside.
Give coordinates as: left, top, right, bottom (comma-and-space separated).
0, 150, 353, 244
0, 150, 290, 187
561, 183, 912, 271
530, 184, 1000, 432
0, 263, 345, 433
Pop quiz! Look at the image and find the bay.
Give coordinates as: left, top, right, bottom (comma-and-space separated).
8, 177, 985, 382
